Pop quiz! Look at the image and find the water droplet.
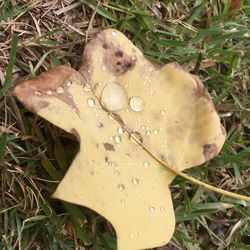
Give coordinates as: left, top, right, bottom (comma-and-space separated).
146, 126, 150, 130
56, 86, 64, 94
129, 233, 134, 238
153, 129, 159, 135
120, 199, 125, 205
146, 130, 151, 136
98, 58, 102, 62
149, 67, 154, 72
118, 184, 125, 191
160, 110, 166, 116
109, 136, 114, 141
66, 80, 72, 87
114, 170, 120, 176
87, 69, 93, 74
111, 162, 117, 167
141, 126, 146, 130
101, 65, 106, 71
150, 90, 154, 95
160, 207, 166, 212
87, 98, 95, 108
101, 83, 127, 111
125, 108, 130, 112
130, 131, 143, 144
137, 231, 142, 236
129, 96, 145, 112
111, 31, 117, 36
149, 206, 155, 212
114, 135, 121, 143
34, 90, 42, 96
83, 84, 91, 92
132, 178, 139, 185
143, 161, 150, 168
131, 55, 137, 61
118, 127, 125, 134
46, 90, 53, 95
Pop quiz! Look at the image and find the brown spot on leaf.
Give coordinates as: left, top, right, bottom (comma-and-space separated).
103, 143, 115, 151
203, 144, 218, 161
104, 46, 135, 76
12, 66, 84, 114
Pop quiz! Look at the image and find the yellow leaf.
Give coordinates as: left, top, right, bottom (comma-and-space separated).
13, 29, 227, 249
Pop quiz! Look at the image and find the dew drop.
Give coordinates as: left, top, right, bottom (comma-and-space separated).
109, 136, 114, 141
111, 31, 117, 36
120, 199, 125, 205
114, 170, 120, 176
83, 84, 91, 92
87, 98, 95, 108
114, 135, 121, 143
118, 184, 125, 191
143, 161, 150, 168
150, 90, 154, 95
146, 126, 150, 130
149, 206, 155, 212
129, 96, 145, 112
46, 90, 53, 95
34, 90, 42, 96
66, 80, 72, 87
118, 127, 125, 134
125, 108, 130, 113
129, 233, 134, 238
131, 55, 137, 61
137, 231, 142, 236
160, 207, 166, 212
146, 130, 151, 136
111, 162, 117, 167
132, 178, 139, 185
101, 65, 106, 71
141, 126, 146, 130
101, 83, 127, 111
56, 86, 64, 94
160, 110, 166, 116
153, 129, 159, 135
87, 69, 93, 74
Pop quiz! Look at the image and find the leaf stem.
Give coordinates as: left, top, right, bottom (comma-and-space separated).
130, 133, 250, 202
82, 73, 250, 203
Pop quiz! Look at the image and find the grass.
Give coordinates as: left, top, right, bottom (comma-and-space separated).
0, 0, 250, 249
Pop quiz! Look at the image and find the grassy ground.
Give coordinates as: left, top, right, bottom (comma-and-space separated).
0, 0, 250, 249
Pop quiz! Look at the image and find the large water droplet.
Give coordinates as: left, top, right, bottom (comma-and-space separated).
143, 161, 150, 168
132, 178, 139, 185
56, 86, 64, 94
87, 98, 95, 108
118, 184, 125, 191
101, 83, 127, 111
129, 96, 145, 112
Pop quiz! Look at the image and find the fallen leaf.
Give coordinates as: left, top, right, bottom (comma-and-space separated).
13, 29, 226, 249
